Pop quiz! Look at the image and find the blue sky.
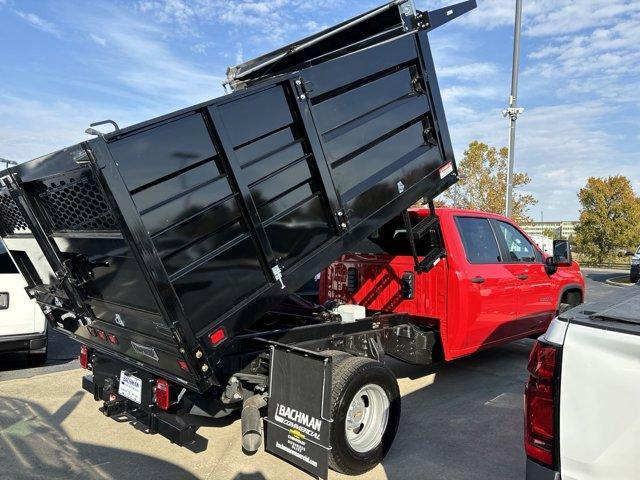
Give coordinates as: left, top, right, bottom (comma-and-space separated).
1, 0, 638, 221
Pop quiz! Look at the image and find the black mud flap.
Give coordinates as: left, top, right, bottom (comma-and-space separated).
264, 345, 332, 479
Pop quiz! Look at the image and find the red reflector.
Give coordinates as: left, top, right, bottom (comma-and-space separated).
107, 333, 119, 345
209, 328, 226, 346
96, 329, 107, 341
178, 359, 189, 372
79, 345, 89, 369
154, 379, 170, 411
524, 341, 558, 467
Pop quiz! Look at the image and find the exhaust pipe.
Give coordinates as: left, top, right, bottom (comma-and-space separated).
241, 394, 267, 454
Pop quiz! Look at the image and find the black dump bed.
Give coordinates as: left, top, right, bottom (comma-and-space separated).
0, 0, 474, 390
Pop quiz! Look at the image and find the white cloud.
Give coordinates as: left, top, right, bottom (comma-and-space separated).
15, 10, 59, 36
89, 33, 107, 46
0, 95, 144, 162
439, 62, 500, 79
447, 100, 639, 220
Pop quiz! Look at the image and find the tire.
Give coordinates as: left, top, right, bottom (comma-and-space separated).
557, 302, 573, 316
328, 356, 401, 475
28, 346, 48, 367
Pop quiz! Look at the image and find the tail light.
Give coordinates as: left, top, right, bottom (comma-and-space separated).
79, 345, 89, 369
177, 359, 189, 372
525, 340, 558, 467
209, 327, 226, 346
154, 378, 171, 411
96, 329, 107, 341
107, 333, 119, 345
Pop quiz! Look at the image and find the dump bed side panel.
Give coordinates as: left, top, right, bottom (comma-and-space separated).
0, 15, 458, 382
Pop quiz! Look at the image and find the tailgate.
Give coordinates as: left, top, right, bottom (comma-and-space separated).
0, 151, 198, 386
560, 320, 640, 479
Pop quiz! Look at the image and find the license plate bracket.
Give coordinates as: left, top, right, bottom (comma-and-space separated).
118, 371, 143, 404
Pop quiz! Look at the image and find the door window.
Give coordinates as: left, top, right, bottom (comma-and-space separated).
496, 221, 538, 263
0, 245, 18, 274
455, 217, 502, 264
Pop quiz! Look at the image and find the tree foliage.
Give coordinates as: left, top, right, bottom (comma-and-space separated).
441, 141, 537, 223
574, 175, 640, 263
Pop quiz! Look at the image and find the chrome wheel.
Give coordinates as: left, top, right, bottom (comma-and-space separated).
345, 384, 390, 453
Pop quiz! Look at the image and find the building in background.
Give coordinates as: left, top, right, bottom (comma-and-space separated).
521, 221, 578, 239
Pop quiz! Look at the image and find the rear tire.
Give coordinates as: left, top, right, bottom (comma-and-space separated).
28, 345, 48, 366
28, 350, 47, 366
328, 356, 400, 475
558, 302, 573, 316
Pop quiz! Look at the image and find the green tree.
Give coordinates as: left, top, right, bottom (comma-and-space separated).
442, 141, 537, 223
574, 176, 640, 263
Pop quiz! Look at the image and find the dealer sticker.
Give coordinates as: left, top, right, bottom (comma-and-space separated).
118, 371, 142, 404
439, 161, 454, 179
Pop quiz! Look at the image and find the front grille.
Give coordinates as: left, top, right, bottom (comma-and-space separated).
36, 172, 118, 232
0, 193, 30, 234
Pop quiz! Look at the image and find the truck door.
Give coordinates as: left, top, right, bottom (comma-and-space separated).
454, 216, 518, 352
492, 220, 555, 333
0, 243, 36, 336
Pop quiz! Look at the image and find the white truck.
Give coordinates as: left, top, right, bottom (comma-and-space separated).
525, 286, 640, 480
0, 242, 47, 364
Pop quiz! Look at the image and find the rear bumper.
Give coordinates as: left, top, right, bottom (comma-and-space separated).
526, 459, 560, 480
0, 332, 47, 353
82, 360, 203, 448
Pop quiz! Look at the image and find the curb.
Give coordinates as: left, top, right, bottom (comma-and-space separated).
606, 275, 636, 287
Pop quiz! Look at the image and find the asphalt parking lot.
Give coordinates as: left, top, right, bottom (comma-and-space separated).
0, 269, 632, 480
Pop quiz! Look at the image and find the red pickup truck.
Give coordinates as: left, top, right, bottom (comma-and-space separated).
320, 207, 585, 361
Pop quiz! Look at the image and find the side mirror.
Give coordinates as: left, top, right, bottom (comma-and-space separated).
553, 239, 572, 266
544, 256, 557, 274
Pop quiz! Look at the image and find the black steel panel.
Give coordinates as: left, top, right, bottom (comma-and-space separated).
162, 219, 246, 277
304, 35, 417, 99
218, 87, 293, 148
152, 196, 241, 262
173, 236, 266, 332
243, 142, 305, 186
53, 235, 158, 312
110, 114, 218, 192
265, 195, 332, 269
132, 161, 225, 213
140, 176, 233, 236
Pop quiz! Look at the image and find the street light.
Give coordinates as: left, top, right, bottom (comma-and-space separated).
0, 157, 18, 169
503, 0, 524, 218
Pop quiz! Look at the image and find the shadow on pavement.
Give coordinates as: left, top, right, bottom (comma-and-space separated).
380, 339, 533, 480
0, 391, 199, 480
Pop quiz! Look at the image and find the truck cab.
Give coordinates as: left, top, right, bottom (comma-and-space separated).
320, 207, 585, 361
0, 242, 47, 364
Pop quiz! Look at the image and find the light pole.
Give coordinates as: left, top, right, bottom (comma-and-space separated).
502, 0, 524, 218
0, 157, 18, 169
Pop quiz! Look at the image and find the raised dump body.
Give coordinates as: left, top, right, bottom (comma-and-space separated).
0, 0, 471, 391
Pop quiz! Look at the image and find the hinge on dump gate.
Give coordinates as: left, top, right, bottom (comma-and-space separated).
398, 0, 418, 31
293, 77, 313, 101
336, 209, 349, 232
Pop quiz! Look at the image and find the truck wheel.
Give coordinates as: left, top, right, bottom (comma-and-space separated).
558, 303, 573, 315
28, 348, 47, 366
328, 356, 400, 475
